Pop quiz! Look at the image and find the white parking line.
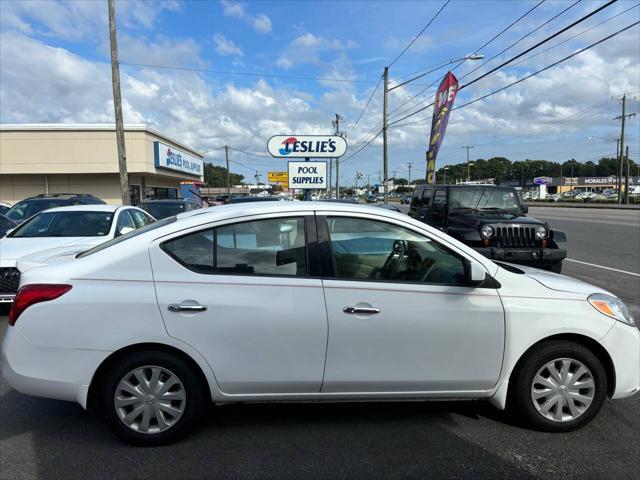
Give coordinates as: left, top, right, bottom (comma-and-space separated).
566, 259, 640, 277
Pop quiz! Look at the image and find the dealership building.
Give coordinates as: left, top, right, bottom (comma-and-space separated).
0, 124, 204, 205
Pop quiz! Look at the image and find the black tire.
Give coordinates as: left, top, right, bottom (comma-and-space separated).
101, 350, 206, 446
510, 340, 607, 432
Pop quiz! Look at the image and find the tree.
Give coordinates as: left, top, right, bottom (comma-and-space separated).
395, 177, 408, 185
203, 164, 244, 187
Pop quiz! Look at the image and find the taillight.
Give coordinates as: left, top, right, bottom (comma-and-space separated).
9, 284, 72, 326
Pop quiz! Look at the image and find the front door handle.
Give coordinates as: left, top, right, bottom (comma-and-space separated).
343, 306, 381, 315
168, 304, 208, 313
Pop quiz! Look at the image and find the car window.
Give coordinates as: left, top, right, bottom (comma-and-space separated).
422, 188, 432, 206
432, 189, 447, 211
129, 209, 153, 228
5, 200, 68, 221
115, 210, 136, 235
326, 217, 467, 285
143, 202, 185, 219
163, 217, 307, 276
9, 211, 114, 237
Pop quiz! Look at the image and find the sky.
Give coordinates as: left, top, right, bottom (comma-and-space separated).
1, 0, 639, 184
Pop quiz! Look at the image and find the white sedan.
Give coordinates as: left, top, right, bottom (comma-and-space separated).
2, 203, 638, 445
0, 205, 155, 302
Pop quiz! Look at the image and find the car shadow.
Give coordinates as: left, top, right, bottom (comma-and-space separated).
0, 386, 539, 480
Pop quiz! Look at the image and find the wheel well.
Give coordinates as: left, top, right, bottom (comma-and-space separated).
87, 343, 212, 411
509, 333, 616, 398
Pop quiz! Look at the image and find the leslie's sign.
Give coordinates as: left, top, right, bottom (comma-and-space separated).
268, 135, 347, 158
154, 142, 203, 176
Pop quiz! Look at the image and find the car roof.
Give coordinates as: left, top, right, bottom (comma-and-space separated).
142, 199, 190, 203
23, 193, 98, 200
40, 204, 125, 213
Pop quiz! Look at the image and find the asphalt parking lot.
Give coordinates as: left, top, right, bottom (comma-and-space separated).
1, 205, 639, 480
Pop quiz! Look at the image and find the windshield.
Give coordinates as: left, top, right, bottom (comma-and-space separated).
77, 216, 177, 258
9, 211, 114, 238
449, 188, 521, 211
5, 200, 69, 221
143, 202, 185, 219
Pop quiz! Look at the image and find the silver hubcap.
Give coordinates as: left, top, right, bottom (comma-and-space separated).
114, 366, 186, 434
531, 358, 595, 422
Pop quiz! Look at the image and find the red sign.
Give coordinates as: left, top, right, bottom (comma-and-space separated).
427, 72, 458, 184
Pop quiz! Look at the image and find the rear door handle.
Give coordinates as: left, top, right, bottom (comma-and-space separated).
343, 306, 381, 315
168, 304, 208, 313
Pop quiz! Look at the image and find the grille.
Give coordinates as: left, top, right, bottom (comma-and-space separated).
495, 225, 537, 248
0, 267, 20, 295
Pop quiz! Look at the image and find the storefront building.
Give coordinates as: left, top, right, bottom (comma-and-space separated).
534, 176, 640, 194
0, 124, 204, 205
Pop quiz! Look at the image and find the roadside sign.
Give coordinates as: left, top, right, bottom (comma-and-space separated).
268, 135, 347, 158
288, 161, 327, 189
268, 171, 289, 184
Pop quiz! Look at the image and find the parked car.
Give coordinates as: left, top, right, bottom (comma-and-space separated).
0, 205, 155, 303
0, 214, 17, 238
0, 202, 11, 216
400, 194, 412, 204
4, 193, 105, 225
2, 203, 637, 445
409, 184, 567, 272
141, 199, 201, 219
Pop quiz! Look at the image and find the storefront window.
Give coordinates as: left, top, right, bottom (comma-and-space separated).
144, 186, 178, 200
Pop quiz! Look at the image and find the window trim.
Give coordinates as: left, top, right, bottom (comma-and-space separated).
159, 215, 314, 279
318, 213, 477, 288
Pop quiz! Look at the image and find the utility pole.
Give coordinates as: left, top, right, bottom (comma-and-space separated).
108, 0, 129, 205
407, 162, 413, 187
333, 113, 343, 198
462, 145, 474, 182
624, 146, 630, 204
383, 66, 389, 205
254, 171, 261, 186
224, 146, 230, 197
367, 174, 371, 193
613, 94, 637, 204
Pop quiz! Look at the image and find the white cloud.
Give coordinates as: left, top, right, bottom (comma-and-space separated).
277, 33, 357, 69
252, 14, 272, 34
218, 0, 272, 34
220, 0, 245, 19
213, 33, 243, 57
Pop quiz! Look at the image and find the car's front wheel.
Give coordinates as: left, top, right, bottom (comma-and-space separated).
101, 350, 206, 445
511, 340, 607, 432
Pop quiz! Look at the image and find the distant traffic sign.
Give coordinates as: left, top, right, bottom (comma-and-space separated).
268, 171, 289, 184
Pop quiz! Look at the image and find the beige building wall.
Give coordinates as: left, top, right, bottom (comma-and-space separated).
0, 125, 203, 204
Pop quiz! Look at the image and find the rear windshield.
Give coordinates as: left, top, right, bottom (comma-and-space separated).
9, 211, 114, 237
5, 200, 69, 221
143, 202, 185, 219
77, 216, 177, 258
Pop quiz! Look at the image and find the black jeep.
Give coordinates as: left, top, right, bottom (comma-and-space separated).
409, 184, 567, 272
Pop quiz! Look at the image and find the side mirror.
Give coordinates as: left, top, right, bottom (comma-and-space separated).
521, 205, 528, 214
118, 226, 135, 236
469, 260, 486, 286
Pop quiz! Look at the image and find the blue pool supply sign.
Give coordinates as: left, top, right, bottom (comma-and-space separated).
154, 141, 203, 176
288, 161, 327, 189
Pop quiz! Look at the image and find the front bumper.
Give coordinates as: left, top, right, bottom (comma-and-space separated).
1, 325, 109, 409
474, 247, 567, 265
600, 321, 640, 399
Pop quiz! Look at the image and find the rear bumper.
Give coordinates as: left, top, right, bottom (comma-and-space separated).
600, 321, 640, 400
1, 326, 109, 408
475, 247, 567, 265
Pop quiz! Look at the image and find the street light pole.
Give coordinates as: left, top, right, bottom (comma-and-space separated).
443, 166, 449, 184
224, 145, 230, 197
462, 145, 473, 182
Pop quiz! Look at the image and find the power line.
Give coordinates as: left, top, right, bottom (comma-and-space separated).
460, 0, 619, 90
340, 130, 383, 164
458, 0, 582, 81
453, 21, 640, 111
347, 74, 384, 136
386, 0, 548, 122
388, 0, 451, 67
120, 61, 381, 85
388, 0, 621, 127
508, 3, 639, 69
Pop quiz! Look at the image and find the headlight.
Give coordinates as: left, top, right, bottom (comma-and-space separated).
588, 293, 635, 326
480, 225, 494, 239
535, 225, 548, 239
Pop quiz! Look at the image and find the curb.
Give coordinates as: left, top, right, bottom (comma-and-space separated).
524, 202, 640, 210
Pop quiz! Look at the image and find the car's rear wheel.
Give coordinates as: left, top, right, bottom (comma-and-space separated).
102, 351, 206, 445
511, 340, 607, 432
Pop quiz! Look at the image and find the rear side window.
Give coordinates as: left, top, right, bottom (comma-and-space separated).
162, 217, 307, 277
